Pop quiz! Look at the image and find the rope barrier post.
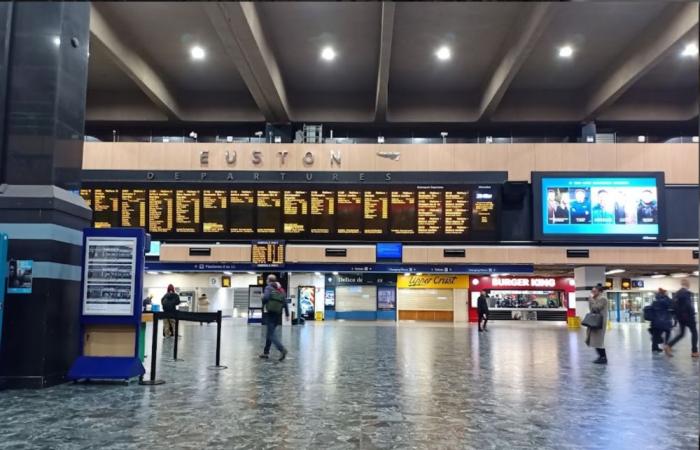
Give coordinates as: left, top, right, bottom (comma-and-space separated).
209, 310, 227, 370
173, 313, 180, 361
140, 312, 165, 385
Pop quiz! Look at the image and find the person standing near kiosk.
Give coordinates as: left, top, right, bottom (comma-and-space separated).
161, 284, 180, 337
477, 290, 490, 332
260, 275, 289, 361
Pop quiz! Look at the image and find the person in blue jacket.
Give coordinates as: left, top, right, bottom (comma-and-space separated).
648, 288, 673, 353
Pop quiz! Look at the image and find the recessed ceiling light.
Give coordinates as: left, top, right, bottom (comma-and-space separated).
558, 45, 574, 58
53, 36, 61, 47
190, 45, 206, 60
404, 272, 411, 277
671, 273, 689, 278
320, 46, 336, 61
651, 274, 667, 279
693, 271, 699, 277
435, 46, 451, 61
223, 271, 232, 275
681, 43, 698, 57
332, 271, 339, 275
605, 269, 625, 275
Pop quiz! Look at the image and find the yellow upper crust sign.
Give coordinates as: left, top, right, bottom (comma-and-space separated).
397, 274, 468, 289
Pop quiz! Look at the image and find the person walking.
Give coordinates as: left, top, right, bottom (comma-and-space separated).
161, 284, 181, 338
259, 275, 289, 361
477, 290, 490, 332
586, 284, 608, 364
647, 288, 673, 353
197, 292, 210, 326
666, 279, 699, 358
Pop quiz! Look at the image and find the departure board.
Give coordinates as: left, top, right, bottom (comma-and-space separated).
230, 190, 255, 234
203, 189, 227, 233
284, 190, 309, 235
149, 189, 174, 233
93, 189, 120, 228
418, 189, 443, 236
445, 190, 470, 236
251, 240, 285, 267
364, 191, 389, 235
390, 191, 416, 235
80, 189, 92, 208
257, 190, 282, 234
175, 190, 200, 233
472, 186, 496, 232
337, 190, 363, 234
310, 190, 334, 235
121, 189, 146, 227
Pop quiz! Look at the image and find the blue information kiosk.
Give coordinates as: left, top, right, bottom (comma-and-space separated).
68, 228, 147, 382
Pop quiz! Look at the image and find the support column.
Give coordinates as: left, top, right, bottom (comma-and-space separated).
573, 266, 605, 318
0, 2, 91, 388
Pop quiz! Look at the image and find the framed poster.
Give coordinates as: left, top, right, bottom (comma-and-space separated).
249, 285, 263, 309
377, 286, 396, 310
82, 237, 137, 316
298, 286, 316, 319
7, 259, 33, 294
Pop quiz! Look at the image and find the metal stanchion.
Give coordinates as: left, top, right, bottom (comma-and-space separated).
139, 313, 165, 385
209, 310, 227, 370
173, 314, 183, 361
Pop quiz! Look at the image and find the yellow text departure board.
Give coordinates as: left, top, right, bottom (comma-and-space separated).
229, 190, 255, 234
364, 191, 389, 235
417, 190, 443, 236
251, 240, 285, 266
283, 190, 309, 234
310, 190, 334, 235
121, 189, 146, 227
257, 190, 282, 234
337, 190, 363, 234
202, 189, 227, 233
390, 191, 416, 235
93, 189, 120, 228
445, 190, 470, 236
175, 190, 200, 233
149, 189, 174, 233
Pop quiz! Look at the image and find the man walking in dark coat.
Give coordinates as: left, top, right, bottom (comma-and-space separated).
666, 279, 699, 358
477, 290, 490, 332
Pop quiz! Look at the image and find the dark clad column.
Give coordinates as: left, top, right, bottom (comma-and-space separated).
0, 2, 91, 388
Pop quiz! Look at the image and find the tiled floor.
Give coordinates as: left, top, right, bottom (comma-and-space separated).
0, 320, 698, 449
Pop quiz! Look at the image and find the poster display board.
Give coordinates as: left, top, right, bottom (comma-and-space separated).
82, 237, 137, 316
7, 259, 33, 294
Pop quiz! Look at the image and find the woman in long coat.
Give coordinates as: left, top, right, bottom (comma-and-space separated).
586, 284, 608, 364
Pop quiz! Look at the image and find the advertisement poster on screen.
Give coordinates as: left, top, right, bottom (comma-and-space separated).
377, 287, 396, 310
298, 286, 315, 319
7, 259, 33, 294
82, 238, 137, 316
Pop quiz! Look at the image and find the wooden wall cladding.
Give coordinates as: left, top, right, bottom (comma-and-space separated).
82, 142, 698, 184
398, 310, 454, 321
160, 244, 251, 262
83, 325, 135, 357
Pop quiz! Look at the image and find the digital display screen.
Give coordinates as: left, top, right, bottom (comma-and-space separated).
80, 189, 92, 208
93, 189, 120, 228
376, 243, 402, 261
149, 189, 174, 233
364, 190, 389, 235
257, 190, 282, 234
202, 189, 227, 233
310, 190, 334, 235
230, 190, 255, 234
121, 189, 146, 227
81, 184, 500, 241
337, 190, 363, 235
444, 189, 470, 236
251, 240, 285, 267
284, 190, 309, 235
535, 173, 663, 242
417, 189, 443, 236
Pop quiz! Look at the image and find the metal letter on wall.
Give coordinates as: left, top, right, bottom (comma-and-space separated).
225, 150, 236, 165
200, 150, 209, 165
330, 150, 341, 167
303, 151, 314, 166
277, 151, 289, 165
252, 151, 262, 165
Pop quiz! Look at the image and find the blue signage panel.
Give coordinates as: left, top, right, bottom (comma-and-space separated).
376, 243, 402, 261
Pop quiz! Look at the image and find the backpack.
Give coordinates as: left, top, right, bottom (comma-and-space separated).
266, 288, 286, 314
643, 305, 655, 322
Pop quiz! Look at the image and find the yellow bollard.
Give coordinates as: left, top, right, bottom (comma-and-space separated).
607, 320, 613, 330
315, 311, 324, 321
567, 316, 581, 329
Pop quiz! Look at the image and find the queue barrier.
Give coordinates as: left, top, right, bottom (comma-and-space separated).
140, 310, 226, 386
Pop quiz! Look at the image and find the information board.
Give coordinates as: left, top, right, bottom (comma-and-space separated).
251, 240, 285, 267
93, 189, 120, 228
310, 190, 334, 235
80, 189, 92, 208
148, 189, 174, 233
202, 189, 227, 233
82, 237, 137, 316
283, 190, 309, 235
337, 190, 363, 235
230, 190, 255, 234
121, 189, 146, 228
257, 190, 282, 234
81, 184, 500, 241
364, 190, 389, 235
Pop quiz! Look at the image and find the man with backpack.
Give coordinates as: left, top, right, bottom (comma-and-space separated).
260, 274, 289, 361
666, 279, 699, 358
645, 288, 673, 353
161, 284, 181, 338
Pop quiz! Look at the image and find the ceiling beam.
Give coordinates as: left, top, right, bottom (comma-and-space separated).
89, 4, 182, 120
374, 2, 396, 122
582, 2, 699, 122
204, 2, 290, 123
477, 3, 555, 121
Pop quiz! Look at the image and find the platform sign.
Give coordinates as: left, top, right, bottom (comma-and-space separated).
82, 237, 137, 316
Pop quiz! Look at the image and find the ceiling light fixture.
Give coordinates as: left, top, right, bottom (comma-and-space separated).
651, 274, 667, 279
693, 271, 699, 277
320, 46, 336, 61
605, 269, 626, 275
332, 271, 339, 275
558, 45, 574, 58
223, 271, 232, 275
435, 46, 451, 61
190, 45, 206, 60
53, 36, 61, 47
671, 273, 689, 278
681, 42, 698, 57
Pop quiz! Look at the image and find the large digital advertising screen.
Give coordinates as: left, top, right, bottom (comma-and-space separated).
533, 172, 664, 242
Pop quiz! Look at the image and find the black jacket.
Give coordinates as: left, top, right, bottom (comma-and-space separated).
161, 292, 181, 312
674, 288, 695, 323
477, 295, 489, 314
650, 294, 673, 331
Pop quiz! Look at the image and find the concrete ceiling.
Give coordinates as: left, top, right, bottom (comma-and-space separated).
86, 1, 699, 124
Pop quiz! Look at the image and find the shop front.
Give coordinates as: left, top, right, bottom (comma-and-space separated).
469, 276, 575, 322
396, 274, 469, 322
324, 273, 397, 321
606, 276, 699, 323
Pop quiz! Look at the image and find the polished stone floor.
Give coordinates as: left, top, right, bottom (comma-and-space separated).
0, 320, 698, 449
